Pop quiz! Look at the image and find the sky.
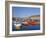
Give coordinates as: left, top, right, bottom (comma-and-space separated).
12, 7, 40, 18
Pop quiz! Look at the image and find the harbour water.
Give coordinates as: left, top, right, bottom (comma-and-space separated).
12, 23, 40, 31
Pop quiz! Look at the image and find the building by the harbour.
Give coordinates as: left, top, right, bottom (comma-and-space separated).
31, 15, 40, 20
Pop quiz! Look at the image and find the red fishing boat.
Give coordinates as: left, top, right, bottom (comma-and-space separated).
30, 21, 36, 25
22, 20, 36, 26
